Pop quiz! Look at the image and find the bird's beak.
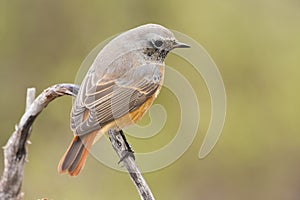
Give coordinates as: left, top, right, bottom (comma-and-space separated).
173, 41, 191, 49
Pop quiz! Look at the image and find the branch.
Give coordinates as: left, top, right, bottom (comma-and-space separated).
0, 84, 79, 200
0, 83, 155, 200
108, 129, 155, 200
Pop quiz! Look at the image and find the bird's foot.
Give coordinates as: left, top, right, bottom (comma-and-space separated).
118, 149, 135, 164
118, 130, 135, 163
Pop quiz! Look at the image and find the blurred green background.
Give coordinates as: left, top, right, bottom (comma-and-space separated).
1, 0, 300, 199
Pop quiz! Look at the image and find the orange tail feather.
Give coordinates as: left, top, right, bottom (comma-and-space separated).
58, 131, 98, 176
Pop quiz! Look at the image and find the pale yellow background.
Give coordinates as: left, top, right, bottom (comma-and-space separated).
0, 0, 299, 199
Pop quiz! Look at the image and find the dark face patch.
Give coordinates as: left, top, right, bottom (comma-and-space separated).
143, 47, 169, 62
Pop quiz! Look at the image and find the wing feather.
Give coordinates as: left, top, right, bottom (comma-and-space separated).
72, 63, 162, 136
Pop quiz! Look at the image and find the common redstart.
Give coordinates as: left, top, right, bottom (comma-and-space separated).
58, 24, 190, 176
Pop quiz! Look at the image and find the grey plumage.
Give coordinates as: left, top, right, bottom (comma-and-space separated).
58, 23, 190, 176
71, 24, 181, 136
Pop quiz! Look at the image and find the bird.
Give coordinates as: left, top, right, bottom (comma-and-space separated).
57, 23, 190, 176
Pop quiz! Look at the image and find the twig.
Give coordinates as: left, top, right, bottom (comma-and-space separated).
0, 84, 79, 200
108, 129, 155, 200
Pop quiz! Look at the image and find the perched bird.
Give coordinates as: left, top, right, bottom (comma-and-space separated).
58, 24, 190, 176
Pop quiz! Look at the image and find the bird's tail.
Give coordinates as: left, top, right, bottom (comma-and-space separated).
57, 131, 98, 176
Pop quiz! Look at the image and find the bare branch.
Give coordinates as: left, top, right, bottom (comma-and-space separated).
108, 129, 155, 200
26, 88, 36, 111
0, 84, 79, 200
0, 83, 155, 200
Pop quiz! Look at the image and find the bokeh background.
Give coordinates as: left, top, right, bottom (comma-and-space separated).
1, 0, 300, 199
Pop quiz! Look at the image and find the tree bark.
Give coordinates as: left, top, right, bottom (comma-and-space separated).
108, 129, 155, 200
0, 83, 155, 200
0, 84, 79, 200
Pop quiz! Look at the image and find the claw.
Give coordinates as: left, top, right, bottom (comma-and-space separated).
118, 150, 135, 164
118, 130, 135, 163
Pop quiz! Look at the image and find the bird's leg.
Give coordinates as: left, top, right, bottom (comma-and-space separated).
118, 130, 135, 163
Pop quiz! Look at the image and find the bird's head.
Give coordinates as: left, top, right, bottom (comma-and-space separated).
135, 24, 190, 61
97, 24, 190, 65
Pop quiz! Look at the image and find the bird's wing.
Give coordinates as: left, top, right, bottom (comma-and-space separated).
71, 63, 163, 136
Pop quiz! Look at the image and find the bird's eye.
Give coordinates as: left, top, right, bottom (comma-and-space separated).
154, 40, 163, 48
